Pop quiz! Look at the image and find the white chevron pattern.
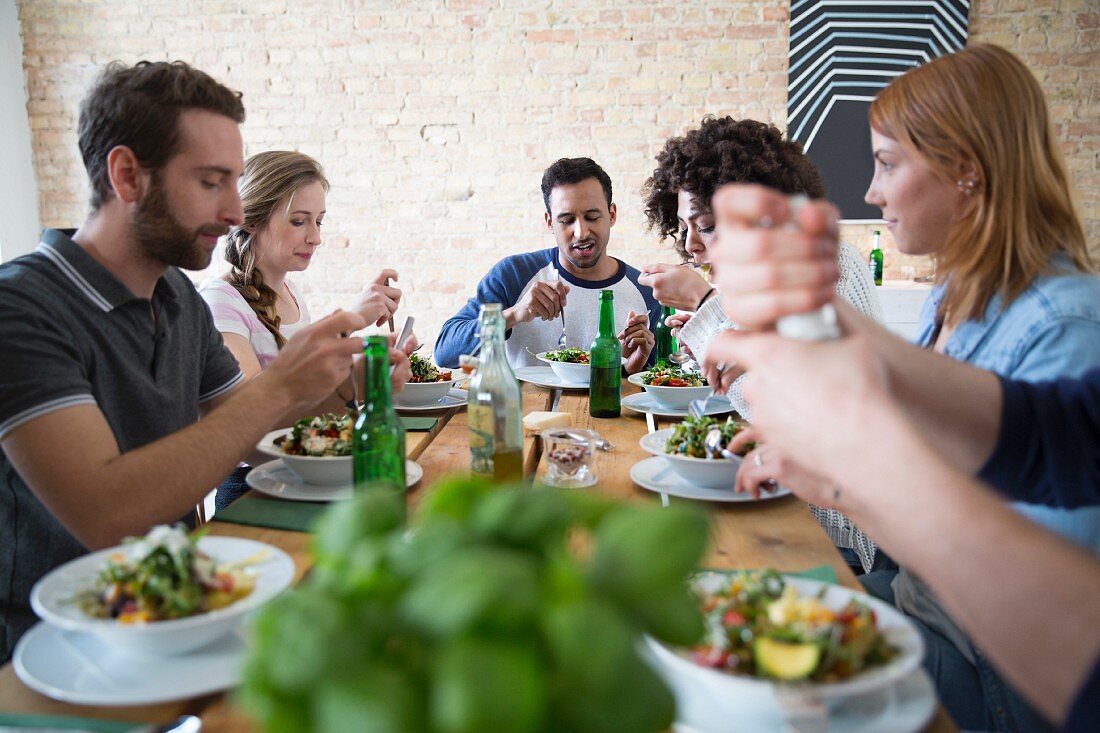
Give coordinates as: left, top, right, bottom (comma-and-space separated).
788, 0, 970, 150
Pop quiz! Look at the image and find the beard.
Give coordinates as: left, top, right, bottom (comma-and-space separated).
132, 175, 227, 271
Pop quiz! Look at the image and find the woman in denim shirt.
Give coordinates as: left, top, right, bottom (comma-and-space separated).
855, 45, 1100, 731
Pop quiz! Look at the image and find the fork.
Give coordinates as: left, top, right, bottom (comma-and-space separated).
545, 267, 567, 348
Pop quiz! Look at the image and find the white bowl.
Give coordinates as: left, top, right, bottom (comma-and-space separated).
639, 428, 740, 489
535, 352, 591, 385
645, 574, 925, 732
627, 373, 713, 409
393, 379, 456, 407
30, 536, 295, 657
256, 429, 351, 486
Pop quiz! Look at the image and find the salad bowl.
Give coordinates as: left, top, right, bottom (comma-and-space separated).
535, 349, 591, 384
645, 572, 925, 731
640, 424, 744, 489
393, 379, 456, 407
31, 533, 294, 657
396, 355, 457, 406
628, 370, 713, 410
257, 428, 351, 486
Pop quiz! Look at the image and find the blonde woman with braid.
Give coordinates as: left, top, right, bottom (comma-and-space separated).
199, 151, 410, 508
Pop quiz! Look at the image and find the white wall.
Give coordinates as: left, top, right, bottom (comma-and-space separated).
0, 0, 40, 262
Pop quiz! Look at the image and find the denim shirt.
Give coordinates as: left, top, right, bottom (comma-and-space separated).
914, 258, 1100, 551
894, 257, 1100, 666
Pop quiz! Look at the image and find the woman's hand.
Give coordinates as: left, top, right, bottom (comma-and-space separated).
353, 269, 402, 327
638, 264, 712, 311
387, 331, 417, 394
730, 428, 840, 505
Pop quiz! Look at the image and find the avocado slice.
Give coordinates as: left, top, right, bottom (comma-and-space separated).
753, 637, 821, 680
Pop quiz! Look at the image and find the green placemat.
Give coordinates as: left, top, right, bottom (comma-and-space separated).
702, 564, 837, 584
401, 416, 438, 431
0, 714, 139, 732
214, 494, 328, 532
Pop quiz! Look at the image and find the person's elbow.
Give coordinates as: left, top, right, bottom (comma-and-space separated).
433, 322, 465, 368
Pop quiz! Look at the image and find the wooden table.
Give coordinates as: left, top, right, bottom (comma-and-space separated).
0, 383, 957, 732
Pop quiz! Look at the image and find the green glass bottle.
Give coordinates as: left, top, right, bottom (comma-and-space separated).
654, 304, 676, 368
353, 335, 406, 516
869, 229, 884, 286
468, 303, 524, 483
589, 290, 621, 418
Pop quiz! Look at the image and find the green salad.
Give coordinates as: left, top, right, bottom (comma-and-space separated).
540, 347, 589, 364
691, 569, 897, 681
664, 415, 752, 459
409, 353, 453, 383
278, 414, 352, 457
641, 366, 704, 387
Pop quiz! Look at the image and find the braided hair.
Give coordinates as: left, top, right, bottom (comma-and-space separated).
642, 117, 825, 262
223, 151, 329, 348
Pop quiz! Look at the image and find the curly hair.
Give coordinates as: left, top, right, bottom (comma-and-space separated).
642, 117, 825, 261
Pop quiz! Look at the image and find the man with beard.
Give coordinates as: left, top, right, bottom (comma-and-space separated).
0, 61, 373, 662
434, 157, 659, 373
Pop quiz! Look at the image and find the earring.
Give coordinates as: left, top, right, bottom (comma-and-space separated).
956, 178, 978, 195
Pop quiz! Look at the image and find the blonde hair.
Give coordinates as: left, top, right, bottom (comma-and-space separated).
223, 151, 329, 348
869, 43, 1093, 324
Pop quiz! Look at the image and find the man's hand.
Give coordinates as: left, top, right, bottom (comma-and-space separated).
504, 280, 569, 328
619, 310, 654, 374
264, 310, 368, 414
709, 184, 840, 330
353, 269, 402, 327
638, 264, 712, 311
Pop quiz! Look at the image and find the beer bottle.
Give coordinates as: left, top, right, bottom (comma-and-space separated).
654, 304, 676, 368
869, 229, 884, 286
468, 303, 524, 482
589, 290, 621, 418
353, 335, 406, 517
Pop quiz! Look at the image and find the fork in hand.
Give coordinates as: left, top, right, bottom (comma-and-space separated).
545, 267, 567, 348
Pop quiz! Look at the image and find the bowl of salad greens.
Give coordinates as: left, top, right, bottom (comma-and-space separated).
628, 367, 712, 409
257, 414, 353, 486
394, 354, 456, 407
31, 525, 294, 656
639, 417, 752, 489
535, 348, 591, 384
645, 570, 924, 730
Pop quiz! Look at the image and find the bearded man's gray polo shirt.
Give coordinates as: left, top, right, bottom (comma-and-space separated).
0, 229, 243, 661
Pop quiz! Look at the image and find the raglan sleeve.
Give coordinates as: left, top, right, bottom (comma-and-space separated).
434, 258, 528, 368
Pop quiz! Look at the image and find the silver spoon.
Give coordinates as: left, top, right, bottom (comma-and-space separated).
703, 426, 738, 460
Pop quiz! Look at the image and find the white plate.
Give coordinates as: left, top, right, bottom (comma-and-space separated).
629, 456, 790, 503
622, 391, 734, 418
666, 668, 935, 733
514, 366, 591, 390
649, 574, 928, 732
13, 621, 247, 706
246, 459, 423, 502
30, 537, 294, 657
394, 388, 468, 412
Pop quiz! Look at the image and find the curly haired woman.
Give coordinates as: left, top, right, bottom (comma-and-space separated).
639, 116, 883, 573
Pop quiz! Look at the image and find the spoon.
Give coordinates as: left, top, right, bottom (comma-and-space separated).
703, 426, 738, 460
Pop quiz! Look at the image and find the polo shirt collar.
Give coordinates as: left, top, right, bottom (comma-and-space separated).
37, 228, 181, 312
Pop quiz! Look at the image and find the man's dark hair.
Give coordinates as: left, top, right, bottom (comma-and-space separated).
642, 117, 826, 261
540, 157, 613, 215
78, 60, 246, 211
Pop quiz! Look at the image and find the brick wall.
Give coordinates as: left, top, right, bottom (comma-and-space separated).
18, 0, 1099, 349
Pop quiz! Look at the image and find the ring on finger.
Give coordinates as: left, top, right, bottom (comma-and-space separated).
753, 452, 764, 468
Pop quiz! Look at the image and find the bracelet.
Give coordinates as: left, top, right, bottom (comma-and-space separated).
696, 287, 715, 311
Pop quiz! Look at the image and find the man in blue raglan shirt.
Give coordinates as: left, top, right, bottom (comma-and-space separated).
434, 157, 659, 373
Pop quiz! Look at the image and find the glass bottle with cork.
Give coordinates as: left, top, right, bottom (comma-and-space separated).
468, 303, 524, 482
353, 335, 406, 516
589, 289, 621, 418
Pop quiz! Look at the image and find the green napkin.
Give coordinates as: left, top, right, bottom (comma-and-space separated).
0, 713, 139, 732
401, 416, 438, 431
702, 564, 837, 584
214, 494, 328, 532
